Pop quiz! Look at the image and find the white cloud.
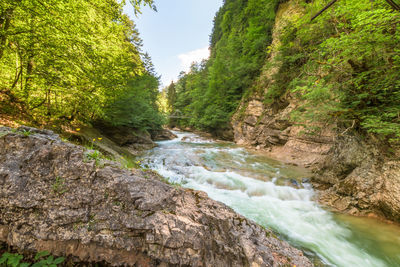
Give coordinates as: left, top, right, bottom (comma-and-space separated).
178, 47, 210, 73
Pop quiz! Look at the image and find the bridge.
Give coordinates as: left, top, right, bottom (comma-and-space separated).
168, 110, 192, 119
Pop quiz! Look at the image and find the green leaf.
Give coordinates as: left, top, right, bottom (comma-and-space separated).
46, 255, 54, 264
35, 251, 50, 261
53, 257, 65, 265
0, 255, 8, 264
31, 261, 45, 267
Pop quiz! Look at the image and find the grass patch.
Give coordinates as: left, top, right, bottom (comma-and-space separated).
52, 176, 68, 195
85, 150, 109, 167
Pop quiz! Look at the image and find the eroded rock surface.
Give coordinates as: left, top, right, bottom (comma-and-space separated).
314, 135, 400, 222
232, 99, 335, 168
231, 2, 333, 168
0, 127, 312, 266
150, 129, 178, 141
230, 0, 400, 223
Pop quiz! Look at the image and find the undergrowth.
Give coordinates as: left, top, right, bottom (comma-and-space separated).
0, 251, 64, 267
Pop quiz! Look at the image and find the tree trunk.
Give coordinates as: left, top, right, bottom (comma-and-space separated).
0, 0, 22, 60
46, 88, 51, 116
0, 8, 14, 60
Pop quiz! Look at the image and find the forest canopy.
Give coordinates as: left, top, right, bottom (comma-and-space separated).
167, 0, 281, 133
168, 0, 400, 142
0, 0, 164, 130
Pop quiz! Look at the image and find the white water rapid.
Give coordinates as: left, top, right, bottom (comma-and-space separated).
137, 131, 400, 267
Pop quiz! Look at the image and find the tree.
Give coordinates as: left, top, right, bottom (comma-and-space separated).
0, 0, 163, 131
167, 82, 177, 111
171, 0, 280, 133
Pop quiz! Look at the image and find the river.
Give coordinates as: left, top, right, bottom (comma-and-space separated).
137, 131, 400, 267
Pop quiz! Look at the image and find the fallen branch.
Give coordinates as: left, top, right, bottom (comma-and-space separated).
311, 0, 338, 21
311, 0, 400, 22
340, 119, 356, 136
385, 0, 400, 11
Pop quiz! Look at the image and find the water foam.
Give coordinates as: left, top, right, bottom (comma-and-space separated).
140, 132, 388, 267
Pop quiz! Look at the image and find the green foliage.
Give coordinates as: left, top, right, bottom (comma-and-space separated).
169, 0, 400, 143
277, 0, 400, 141
52, 176, 67, 195
0, 252, 29, 267
0, 251, 64, 267
20, 129, 32, 137
166, 82, 177, 112
10, 128, 33, 137
85, 150, 103, 166
32, 251, 64, 267
168, 0, 280, 133
103, 74, 165, 130
0, 0, 162, 131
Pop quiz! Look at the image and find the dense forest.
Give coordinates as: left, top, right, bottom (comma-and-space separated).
0, 0, 164, 131
168, 0, 400, 142
167, 0, 281, 134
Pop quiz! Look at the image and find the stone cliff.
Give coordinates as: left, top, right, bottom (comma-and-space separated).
0, 126, 312, 266
231, 1, 400, 222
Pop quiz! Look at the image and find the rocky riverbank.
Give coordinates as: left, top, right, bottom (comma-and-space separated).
0, 126, 312, 266
230, 1, 400, 223
73, 122, 177, 158
233, 97, 400, 222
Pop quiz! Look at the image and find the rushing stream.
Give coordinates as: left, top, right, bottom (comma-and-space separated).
137, 131, 400, 267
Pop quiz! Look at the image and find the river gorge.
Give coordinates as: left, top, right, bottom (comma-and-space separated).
138, 131, 400, 267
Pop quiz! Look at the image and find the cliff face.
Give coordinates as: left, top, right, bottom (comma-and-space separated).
315, 135, 400, 222
232, 1, 334, 168
0, 126, 312, 267
231, 1, 400, 222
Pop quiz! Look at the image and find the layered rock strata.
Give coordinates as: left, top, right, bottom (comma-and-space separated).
0, 127, 312, 266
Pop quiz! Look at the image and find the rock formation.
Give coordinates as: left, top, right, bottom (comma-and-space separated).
150, 129, 178, 141
0, 126, 312, 266
314, 135, 400, 222
231, 1, 400, 222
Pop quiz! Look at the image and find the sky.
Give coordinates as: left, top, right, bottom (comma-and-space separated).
124, 0, 223, 88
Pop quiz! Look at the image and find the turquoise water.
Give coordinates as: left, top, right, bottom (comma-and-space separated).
138, 131, 400, 267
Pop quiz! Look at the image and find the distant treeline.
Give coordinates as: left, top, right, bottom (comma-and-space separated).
168, 0, 400, 142
167, 0, 280, 133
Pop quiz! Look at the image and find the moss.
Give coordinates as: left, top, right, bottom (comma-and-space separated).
87, 215, 97, 232
52, 176, 68, 195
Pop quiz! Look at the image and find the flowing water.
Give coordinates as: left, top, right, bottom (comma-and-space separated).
137, 131, 400, 267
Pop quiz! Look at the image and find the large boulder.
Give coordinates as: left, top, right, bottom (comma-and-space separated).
314, 134, 400, 222
0, 127, 312, 266
92, 121, 156, 150
150, 129, 178, 141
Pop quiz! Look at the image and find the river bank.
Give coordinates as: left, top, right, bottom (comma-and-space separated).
0, 126, 312, 266
170, 124, 400, 224
137, 130, 400, 266
230, 97, 400, 223
167, 0, 400, 225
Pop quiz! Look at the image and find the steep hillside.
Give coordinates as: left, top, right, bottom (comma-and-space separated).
0, 0, 164, 131
169, 0, 400, 221
232, 0, 400, 221
167, 0, 281, 137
